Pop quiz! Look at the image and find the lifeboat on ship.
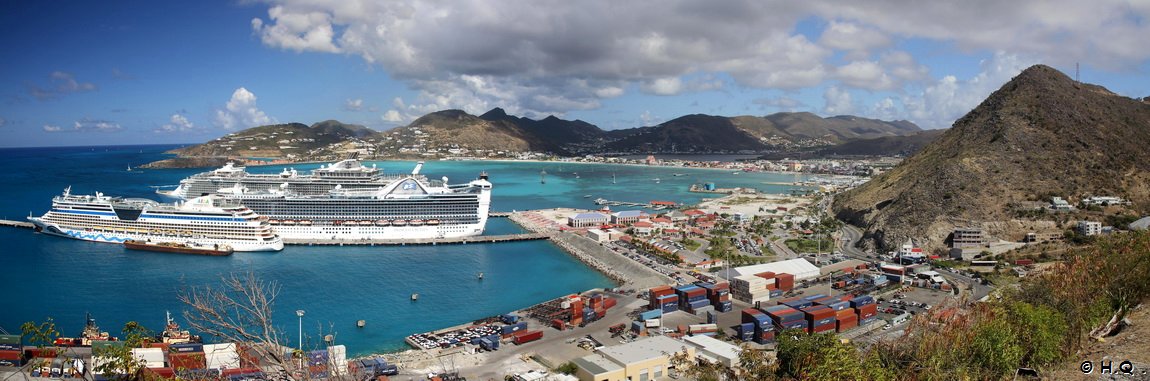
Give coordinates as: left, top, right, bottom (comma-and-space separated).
281, 220, 297, 226
426, 219, 441, 226
268, 220, 281, 225
333, 220, 344, 226
299, 220, 312, 226
375, 220, 391, 226
392, 219, 408, 227
409, 219, 425, 226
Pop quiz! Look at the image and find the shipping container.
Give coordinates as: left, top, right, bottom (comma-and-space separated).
512, 330, 543, 345
604, 297, 617, 309
774, 273, 796, 291
0, 350, 22, 361
169, 352, 207, 369
718, 301, 733, 312
860, 316, 879, 325
849, 295, 875, 308
753, 330, 776, 344
0, 335, 20, 345
170, 343, 204, 353
781, 299, 813, 310
826, 301, 851, 311
811, 323, 836, 334
500, 314, 520, 324
639, 309, 662, 321
735, 325, 753, 341
144, 367, 175, 379
775, 320, 808, 331
631, 321, 644, 334
0, 343, 19, 351
500, 322, 528, 335
803, 294, 827, 301
661, 303, 677, 313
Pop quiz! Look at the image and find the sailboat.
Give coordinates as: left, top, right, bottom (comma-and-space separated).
612, 172, 616, 184
574, 172, 580, 179
653, 178, 661, 183
127, 165, 133, 172
540, 169, 547, 184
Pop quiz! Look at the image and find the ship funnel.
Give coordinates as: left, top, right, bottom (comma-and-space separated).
412, 161, 424, 175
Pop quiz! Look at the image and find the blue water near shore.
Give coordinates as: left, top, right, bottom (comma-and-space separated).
0, 145, 810, 355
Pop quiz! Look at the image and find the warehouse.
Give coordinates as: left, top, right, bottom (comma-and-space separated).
724, 258, 821, 281
682, 335, 743, 368
573, 335, 695, 381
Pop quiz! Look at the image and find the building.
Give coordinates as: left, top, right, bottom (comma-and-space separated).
682, 335, 742, 368
569, 212, 609, 228
1051, 197, 1074, 212
951, 228, 984, 249
1082, 196, 1129, 206
611, 210, 648, 225
725, 258, 821, 281
587, 229, 612, 243
631, 221, 654, 236
1077, 220, 1103, 236
573, 335, 695, 381
1131, 216, 1150, 231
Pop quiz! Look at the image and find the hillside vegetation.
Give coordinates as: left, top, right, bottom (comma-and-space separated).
834, 64, 1150, 251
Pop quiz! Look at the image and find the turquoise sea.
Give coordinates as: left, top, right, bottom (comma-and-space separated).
0, 145, 810, 355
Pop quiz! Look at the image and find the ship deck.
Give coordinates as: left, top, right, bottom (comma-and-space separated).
282, 232, 551, 246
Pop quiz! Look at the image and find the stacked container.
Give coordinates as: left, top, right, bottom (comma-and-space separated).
835, 309, 858, 332
801, 306, 837, 334
168, 347, 206, 371
812, 296, 852, 311
763, 305, 807, 332
0, 334, 22, 367
731, 275, 772, 304
648, 285, 675, 309
675, 285, 709, 313
851, 295, 878, 325
307, 350, 329, 379
734, 323, 755, 341
657, 294, 679, 313
204, 343, 240, 370
777, 296, 813, 310
774, 273, 796, 291
131, 347, 167, 368
687, 324, 718, 336
500, 322, 529, 338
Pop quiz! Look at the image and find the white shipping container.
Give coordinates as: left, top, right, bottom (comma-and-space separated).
645, 319, 661, 328
130, 348, 166, 366
202, 343, 237, 354
203, 343, 240, 370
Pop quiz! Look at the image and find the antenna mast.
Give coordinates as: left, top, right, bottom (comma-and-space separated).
1076, 62, 1080, 83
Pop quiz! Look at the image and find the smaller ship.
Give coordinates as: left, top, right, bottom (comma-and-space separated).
158, 311, 201, 344
54, 313, 116, 346
653, 178, 661, 183
673, 173, 686, 177
124, 239, 234, 256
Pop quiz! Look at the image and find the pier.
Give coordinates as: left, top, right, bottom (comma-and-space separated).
591, 198, 679, 210
283, 232, 551, 246
488, 212, 511, 217
0, 219, 33, 229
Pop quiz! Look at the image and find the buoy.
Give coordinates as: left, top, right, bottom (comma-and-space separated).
411, 293, 419, 301
324, 334, 333, 343
477, 272, 484, 280
357, 320, 366, 328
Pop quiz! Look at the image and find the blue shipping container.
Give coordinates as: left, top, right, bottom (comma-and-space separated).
695, 282, 715, 290
171, 343, 204, 353
850, 296, 875, 308
468, 337, 483, 345
861, 316, 878, 325
707, 311, 717, 324
662, 304, 677, 313
639, 310, 662, 321
718, 301, 733, 312
769, 289, 784, 298
501, 322, 528, 335
827, 301, 851, 311
675, 285, 701, 293
501, 314, 520, 324
781, 300, 813, 309
815, 317, 835, 326
803, 294, 827, 301
0, 343, 20, 351
689, 299, 709, 308
778, 320, 808, 330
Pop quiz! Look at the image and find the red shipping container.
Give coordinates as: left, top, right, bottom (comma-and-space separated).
774, 273, 795, 291
835, 309, 857, 319
148, 342, 171, 352
169, 352, 206, 369
512, 330, 543, 344
570, 316, 582, 327
685, 288, 707, 298
603, 297, 617, 309
24, 348, 55, 358
801, 306, 835, 320
714, 282, 730, 290
855, 303, 878, 315
144, 367, 175, 378
650, 285, 674, 296
765, 283, 777, 290
595, 308, 606, 319
811, 323, 836, 334
859, 311, 877, 319
0, 350, 22, 360
1016, 259, 1034, 266
836, 319, 858, 332
754, 271, 776, 280
552, 319, 566, 330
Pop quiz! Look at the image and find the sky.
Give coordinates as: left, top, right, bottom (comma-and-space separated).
2, 1, 1149, 148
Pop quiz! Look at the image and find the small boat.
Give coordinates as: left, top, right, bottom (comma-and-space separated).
409, 219, 425, 226
477, 272, 484, 280
393, 219, 408, 226
673, 173, 686, 177
282, 220, 297, 226
158, 311, 201, 344
124, 239, 234, 256
584, 194, 592, 198
375, 219, 391, 226
127, 165, 133, 172
574, 172, 580, 179
54, 313, 117, 347
411, 293, 419, 301
653, 178, 661, 183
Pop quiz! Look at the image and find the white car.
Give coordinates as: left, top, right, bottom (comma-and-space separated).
882, 324, 892, 330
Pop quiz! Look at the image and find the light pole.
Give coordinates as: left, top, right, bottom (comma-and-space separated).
295, 310, 305, 350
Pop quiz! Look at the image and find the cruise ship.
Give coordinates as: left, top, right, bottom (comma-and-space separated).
158, 159, 416, 200
217, 167, 493, 240
29, 187, 283, 252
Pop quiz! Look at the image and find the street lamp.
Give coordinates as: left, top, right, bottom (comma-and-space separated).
295, 310, 305, 350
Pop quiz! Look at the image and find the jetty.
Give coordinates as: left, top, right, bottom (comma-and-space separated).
0, 219, 33, 229
283, 232, 551, 246
488, 212, 511, 217
591, 199, 679, 210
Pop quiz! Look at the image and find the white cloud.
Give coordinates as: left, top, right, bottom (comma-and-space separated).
834, 60, 894, 90
823, 86, 855, 115
381, 110, 403, 123
819, 21, 890, 54
249, 0, 1150, 120
345, 98, 364, 111
214, 87, 274, 130
156, 113, 196, 133
870, 97, 900, 121
43, 118, 122, 133
753, 96, 806, 111
901, 51, 1035, 128
642, 77, 683, 96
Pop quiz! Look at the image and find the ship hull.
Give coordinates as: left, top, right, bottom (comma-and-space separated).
271, 222, 485, 241
29, 219, 283, 252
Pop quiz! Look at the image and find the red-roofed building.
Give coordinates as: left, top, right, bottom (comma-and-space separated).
684, 209, 706, 216
631, 221, 654, 236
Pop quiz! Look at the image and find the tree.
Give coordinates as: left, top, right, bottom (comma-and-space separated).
93, 321, 154, 379
555, 361, 578, 375
179, 271, 298, 378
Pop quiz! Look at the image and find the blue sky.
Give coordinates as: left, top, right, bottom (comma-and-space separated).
2, 1, 1149, 147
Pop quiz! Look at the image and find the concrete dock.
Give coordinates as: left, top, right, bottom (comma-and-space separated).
0, 219, 33, 229
283, 232, 551, 246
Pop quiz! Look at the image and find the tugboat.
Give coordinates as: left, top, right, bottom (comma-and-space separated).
124, 239, 234, 256
157, 311, 201, 344
54, 313, 116, 346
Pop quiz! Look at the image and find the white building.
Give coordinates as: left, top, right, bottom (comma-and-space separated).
724, 258, 821, 281
569, 212, 609, 228
682, 335, 743, 368
1077, 220, 1103, 236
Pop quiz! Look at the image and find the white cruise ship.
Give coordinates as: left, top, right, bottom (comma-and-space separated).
218, 168, 493, 241
158, 159, 417, 200
29, 187, 283, 252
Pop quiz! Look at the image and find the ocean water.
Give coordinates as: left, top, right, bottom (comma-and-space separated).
0, 145, 810, 355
